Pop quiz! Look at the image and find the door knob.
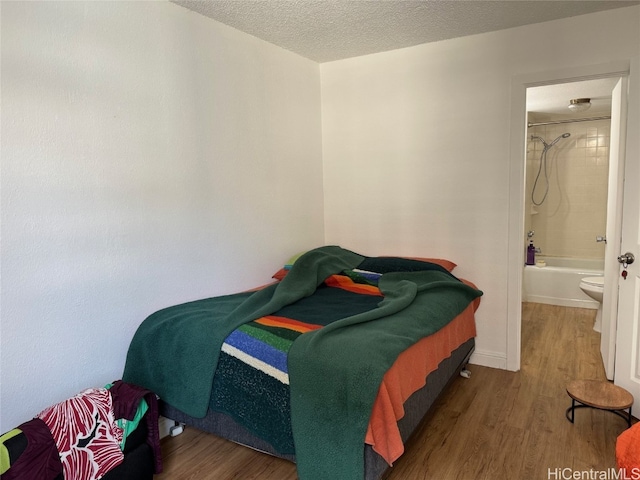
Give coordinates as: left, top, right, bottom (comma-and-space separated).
618, 252, 635, 265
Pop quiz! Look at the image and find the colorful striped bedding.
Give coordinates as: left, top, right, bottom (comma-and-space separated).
211, 273, 384, 454
220, 317, 319, 386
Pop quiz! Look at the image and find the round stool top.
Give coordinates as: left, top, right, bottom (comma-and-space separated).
566, 380, 633, 410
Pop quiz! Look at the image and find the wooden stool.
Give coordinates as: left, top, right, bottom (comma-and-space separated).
566, 379, 633, 427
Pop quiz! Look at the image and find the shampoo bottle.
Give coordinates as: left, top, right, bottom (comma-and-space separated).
526, 241, 535, 265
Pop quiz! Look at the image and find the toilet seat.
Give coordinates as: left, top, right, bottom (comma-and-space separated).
581, 276, 604, 287
579, 276, 604, 333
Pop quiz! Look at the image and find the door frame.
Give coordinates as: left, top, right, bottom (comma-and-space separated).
506, 61, 631, 372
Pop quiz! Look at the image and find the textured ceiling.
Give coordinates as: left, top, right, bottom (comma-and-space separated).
171, 0, 639, 63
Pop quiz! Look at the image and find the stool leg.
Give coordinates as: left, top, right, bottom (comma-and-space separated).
566, 399, 576, 423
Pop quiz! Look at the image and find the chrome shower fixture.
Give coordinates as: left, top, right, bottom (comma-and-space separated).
550, 132, 571, 146
530, 132, 571, 206
530, 132, 571, 149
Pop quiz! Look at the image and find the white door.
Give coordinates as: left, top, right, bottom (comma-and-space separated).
601, 77, 627, 380
614, 68, 640, 407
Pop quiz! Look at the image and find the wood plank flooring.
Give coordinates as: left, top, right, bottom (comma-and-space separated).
155, 303, 628, 479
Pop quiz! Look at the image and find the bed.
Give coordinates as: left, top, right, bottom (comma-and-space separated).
122, 246, 482, 480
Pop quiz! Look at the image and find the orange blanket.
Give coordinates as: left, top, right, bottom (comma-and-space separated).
617, 421, 640, 476
365, 287, 479, 465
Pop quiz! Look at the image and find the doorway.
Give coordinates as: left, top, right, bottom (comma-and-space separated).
506, 62, 631, 374
522, 79, 616, 379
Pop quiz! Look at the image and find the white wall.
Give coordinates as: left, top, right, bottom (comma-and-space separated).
320, 6, 640, 368
0, 1, 324, 431
2, 0, 639, 434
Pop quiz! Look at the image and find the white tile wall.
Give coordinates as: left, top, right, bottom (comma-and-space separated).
525, 115, 610, 260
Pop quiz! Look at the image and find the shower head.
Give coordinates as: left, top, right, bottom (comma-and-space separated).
549, 132, 571, 146
532, 132, 570, 148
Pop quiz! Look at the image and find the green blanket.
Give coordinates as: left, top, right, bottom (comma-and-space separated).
123, 246, 482, 480
289, 269, 481, 480
122, 245, 364, 418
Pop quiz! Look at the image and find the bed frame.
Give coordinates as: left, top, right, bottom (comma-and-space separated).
160, 337, 474, 480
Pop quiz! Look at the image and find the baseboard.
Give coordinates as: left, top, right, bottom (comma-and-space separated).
469, 349, 507, 370
522, 295, 598, 309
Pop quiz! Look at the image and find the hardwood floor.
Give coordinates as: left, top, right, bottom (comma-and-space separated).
156, 303, 628, 479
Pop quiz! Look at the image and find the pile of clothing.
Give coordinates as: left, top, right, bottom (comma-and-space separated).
0, 381, 161, 480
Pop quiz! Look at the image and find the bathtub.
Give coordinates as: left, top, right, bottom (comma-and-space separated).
522, 256, 604, 309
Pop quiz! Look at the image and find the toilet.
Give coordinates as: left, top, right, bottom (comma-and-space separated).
579, 276, 604, 332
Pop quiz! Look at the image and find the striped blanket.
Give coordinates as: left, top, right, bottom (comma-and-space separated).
211, 273, 383, 454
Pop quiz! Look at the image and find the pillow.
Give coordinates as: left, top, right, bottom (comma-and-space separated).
284, 251, 307, 269
272, 268, 288, 281
272, 251, 308, 280
617, 422, 640, 473
357, 257, 455, 276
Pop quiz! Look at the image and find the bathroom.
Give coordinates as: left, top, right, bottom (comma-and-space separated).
522, 79, 617, 333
